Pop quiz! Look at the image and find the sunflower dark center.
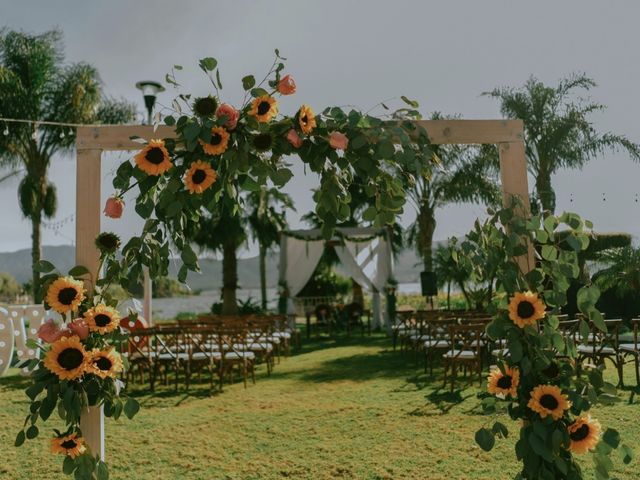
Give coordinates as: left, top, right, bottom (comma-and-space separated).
253, 134, 272, 151
497, 375, 513, 389
517, 300, 535, 319
210, 133, 222, 146
539, 393, 559, 410
58, 348, 84, 370
94, 314, 111, 327
569, 424, 590, 441
543, 362, 560, 379
97, 234, 119, 250
195, 97, 217, 116
58, 287, 78, 306
192, 169, 207, 184
145, 147, 165, 165
61, 439, 77, 449
95, 357, 113, 371
301, 114, 308, 125
257, 101, 271, 115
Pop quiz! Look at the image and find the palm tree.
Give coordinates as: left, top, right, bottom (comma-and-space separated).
0, 29, 135, 301
407, 113, 500, 273
483, 73, 640, 213
189, 203, 247, 314
247, 186, 294, 310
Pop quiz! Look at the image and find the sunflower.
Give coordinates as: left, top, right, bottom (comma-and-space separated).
44, 336, 88, 380
193, 96, 218, 117
88, 348, 123, 379
567, 416, 601, 454
51, 432, 86, 458
508, 291, 546, 328
249, 95, 278, 123
134, 139, 172, 176
527, 384, 571, 420
84, 304, 120, 335
487, 365, 520, 398
252, 132, 273, 152
200, 126, 230, 156
95, 232, 121, 255
297, 104, 317, 134
46, 277, 86, 315
184, 160, 217, 194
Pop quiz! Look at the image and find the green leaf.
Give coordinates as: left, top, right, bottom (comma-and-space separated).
242, 75, 256, 90
35, 260, 56, 273
492, 422, 508, 439
251, 87, 268, 98
198, 57, 217, 71
14, 430, 25, 447
26, 425, 39, 439
68, 265, 90, 277
376, 140, 395, 158
400, 95, 419, 108
164, 115, 176, 126
603, 428, 620, 449
620, 443, 634, 464
123, 398, 140, 420
63, 455, 76, 475
96, 461, 109, 480
215, 69, 223, 89
475, 428, 495, 452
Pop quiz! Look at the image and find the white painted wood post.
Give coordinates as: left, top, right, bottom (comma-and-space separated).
76, 147, 105, 458
143, 267, 152, 326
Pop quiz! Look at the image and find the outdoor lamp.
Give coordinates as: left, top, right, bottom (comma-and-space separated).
135, 80, 165, 124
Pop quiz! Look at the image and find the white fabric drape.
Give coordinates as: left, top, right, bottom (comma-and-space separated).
282, 237, 325, 297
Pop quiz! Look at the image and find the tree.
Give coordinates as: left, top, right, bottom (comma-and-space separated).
247, 186, 293, 310
406, 113, 500, 273
0, 29, 135, 301
483, 73, 640, 213
189, 202, 247, 314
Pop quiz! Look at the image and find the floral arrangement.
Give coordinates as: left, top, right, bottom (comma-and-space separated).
15, 234, 139, 479
16, 51, 435, 479
463, 204, 634, 479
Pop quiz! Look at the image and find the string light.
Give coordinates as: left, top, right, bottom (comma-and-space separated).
2, 125, 8, 136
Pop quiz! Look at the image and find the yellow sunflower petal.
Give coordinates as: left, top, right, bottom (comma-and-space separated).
84, 304, 120, 335
508, 291, 546, 328
51, 433, 86, 458
200, 127, 230, 156
487, 365, 520, 398
134, 139, 172, 176
298, 104, 316, 134
527, 384, 571, 420
184, 160, 217, 194
45, 277, 86, 315
89, 348, 123, 379
567, 416, 601, 454
43, 336, 88, 380
249, 95, 278, 123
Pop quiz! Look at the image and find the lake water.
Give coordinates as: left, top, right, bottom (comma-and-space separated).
148, 283, 422, 320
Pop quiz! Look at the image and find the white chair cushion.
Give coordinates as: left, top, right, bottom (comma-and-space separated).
619, 343, 640, 353
424, 339, 449, 348
443, 349, 477, 359
577, 345, 616, 355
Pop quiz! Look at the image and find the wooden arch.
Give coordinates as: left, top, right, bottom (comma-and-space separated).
74, 118, 533, 457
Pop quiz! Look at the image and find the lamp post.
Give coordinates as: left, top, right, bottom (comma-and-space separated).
135, 80, 165, 125
135, 80, 164, 325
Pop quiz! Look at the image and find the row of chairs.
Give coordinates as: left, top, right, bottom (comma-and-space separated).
121, 314, 296, 392
393, 310, 640, 390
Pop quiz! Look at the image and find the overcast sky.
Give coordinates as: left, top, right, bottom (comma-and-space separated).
1, 0, 639, 256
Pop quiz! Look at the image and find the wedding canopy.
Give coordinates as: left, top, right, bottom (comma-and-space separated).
278, 227, 393, 329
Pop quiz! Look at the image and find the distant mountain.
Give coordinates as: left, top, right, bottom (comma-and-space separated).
0, 244, 428, 289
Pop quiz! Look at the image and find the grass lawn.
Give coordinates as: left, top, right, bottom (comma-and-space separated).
1, 335, 638, 479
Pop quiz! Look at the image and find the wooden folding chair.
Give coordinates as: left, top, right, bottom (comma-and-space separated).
619, 318, 640, 386
442, 324, 485, 392
576, 319, 624, 386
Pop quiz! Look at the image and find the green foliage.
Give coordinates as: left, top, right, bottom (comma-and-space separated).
297, 251, 351, 299
0, 28, 135, 301
211, 297, 265, 315
471, 204, 631, 479
483, 74, 640, 213
0, 271, 22, 301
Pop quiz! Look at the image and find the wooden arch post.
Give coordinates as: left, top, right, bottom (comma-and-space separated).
74, 119, 532, 457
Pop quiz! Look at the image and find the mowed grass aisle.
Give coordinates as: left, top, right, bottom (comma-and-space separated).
1, 336, 638, 479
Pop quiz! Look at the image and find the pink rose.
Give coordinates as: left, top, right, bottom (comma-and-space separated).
216, 103, 239, 130
104, 196, 124, 219
67, 318, 89, 340
329, 132, 349, 150
286, 129, 303, 148
37, 319, 65, 344
277, 75, 296, 95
